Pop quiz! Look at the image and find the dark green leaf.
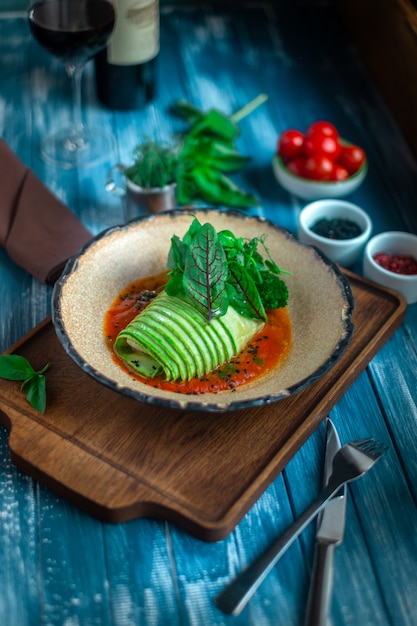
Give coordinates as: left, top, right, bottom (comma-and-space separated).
0, 354, 36, 381
192, 168, 259, 208
168, 218, 290, 323
183, 217, 203, 246
183, 223, 229, 322
218, 230, 241, 250
182, 137, 250, 172
167, 234, 186, 270
0, 355, 49, 413
165, 270, 185, 297
175, 171, 199, 204
227, 261, 267, 321
174, 95, 267, 209
24, 374, 47, 414
187, 109, 239, 141
174, 100, 203, 125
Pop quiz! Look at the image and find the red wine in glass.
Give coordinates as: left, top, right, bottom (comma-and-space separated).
28, 0, 116, 168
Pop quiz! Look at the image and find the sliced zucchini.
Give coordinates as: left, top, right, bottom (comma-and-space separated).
114, 290, 263, 381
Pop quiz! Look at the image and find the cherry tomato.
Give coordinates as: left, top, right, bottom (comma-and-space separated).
304, 133, 341, 161
286, 157, 307, 177
338, 145, 366, 174
306, 120, 339, 139
278, 129, 305, 160
304, 155, 335, 180
330, 164, 349, 181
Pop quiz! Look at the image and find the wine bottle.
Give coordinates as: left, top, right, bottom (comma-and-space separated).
94, 0, 159, 110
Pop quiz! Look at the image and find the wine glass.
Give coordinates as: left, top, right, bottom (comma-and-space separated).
28, 0, 115, 168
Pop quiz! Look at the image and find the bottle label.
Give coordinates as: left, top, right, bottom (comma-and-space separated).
108, 0, 159, 65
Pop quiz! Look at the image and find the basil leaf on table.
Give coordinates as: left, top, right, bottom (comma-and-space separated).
23, 374, 47, 415
0, 354, 36, 380
0, 354, 49, 414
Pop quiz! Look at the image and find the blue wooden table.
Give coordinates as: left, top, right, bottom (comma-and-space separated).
1, 3, 417, 625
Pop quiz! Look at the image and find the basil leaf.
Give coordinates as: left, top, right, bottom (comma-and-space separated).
174, 100, 203, 125
0, 355, 49, 413
187, 109, 238, 141
183, 223, 229, 322
24, 374, 47, 415
0, 354, 36, 380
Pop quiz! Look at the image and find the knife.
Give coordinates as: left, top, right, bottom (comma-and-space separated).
305, 418, 347, 626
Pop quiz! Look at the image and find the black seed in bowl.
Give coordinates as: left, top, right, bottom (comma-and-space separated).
311, 218, 362, 240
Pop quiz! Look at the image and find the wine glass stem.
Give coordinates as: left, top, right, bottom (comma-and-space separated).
72, 67, 83, 132
64, 64, 87, 152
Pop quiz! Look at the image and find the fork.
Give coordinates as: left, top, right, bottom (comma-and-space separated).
215, 437, 388, 616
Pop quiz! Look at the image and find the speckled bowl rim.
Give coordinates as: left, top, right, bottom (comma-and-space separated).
52, 209, 354, 412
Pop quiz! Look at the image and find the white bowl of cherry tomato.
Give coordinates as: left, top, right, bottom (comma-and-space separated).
363, 231, 417, 304
298, 199, 372, 267
273, 120, 367, 200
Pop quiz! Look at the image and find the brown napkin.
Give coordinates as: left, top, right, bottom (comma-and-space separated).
0, 139, 92, 285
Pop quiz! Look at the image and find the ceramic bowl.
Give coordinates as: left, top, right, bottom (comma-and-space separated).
363, 231, 417, 304
52, 209, 354, 412
272, 153, 367, 201
297, 199, 373, 267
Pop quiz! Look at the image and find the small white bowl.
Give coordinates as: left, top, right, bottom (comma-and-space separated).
272, 154, 367, 200
363, 231, 417, 304
298, 199, 373, 267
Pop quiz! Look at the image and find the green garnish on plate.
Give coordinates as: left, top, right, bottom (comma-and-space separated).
114, 217, 290, 382
165, 216, 289, 322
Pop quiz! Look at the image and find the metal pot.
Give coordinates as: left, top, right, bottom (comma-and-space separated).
106, 164, 177, 219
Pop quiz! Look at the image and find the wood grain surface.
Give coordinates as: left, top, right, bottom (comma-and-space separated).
0, 272, 406, 540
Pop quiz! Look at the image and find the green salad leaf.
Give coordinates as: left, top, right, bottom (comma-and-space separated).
183, 223, 229, 322
227, 260, 266, 320
0, 354, 49, 414
166, 217, 290, 323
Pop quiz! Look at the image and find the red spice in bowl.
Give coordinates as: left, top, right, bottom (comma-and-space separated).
373, 252, 417, 275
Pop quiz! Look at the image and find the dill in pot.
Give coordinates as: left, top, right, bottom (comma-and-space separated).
125, 140, 180, 189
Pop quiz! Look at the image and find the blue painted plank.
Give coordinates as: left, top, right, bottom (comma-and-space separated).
103, 520, 182, 626
0, 426, 41, 626
35, 491, 112, 625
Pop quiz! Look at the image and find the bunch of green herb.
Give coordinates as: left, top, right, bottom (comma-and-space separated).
125, 140, 180, 189
174, 94, 267, 208
166, 217, 290, 323
0, 354, 49, 414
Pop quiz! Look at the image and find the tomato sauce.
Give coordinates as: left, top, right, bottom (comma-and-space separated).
104, 273, 292, 395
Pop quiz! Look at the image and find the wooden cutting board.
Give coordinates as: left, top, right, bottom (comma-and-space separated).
0, 270, 406, 541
